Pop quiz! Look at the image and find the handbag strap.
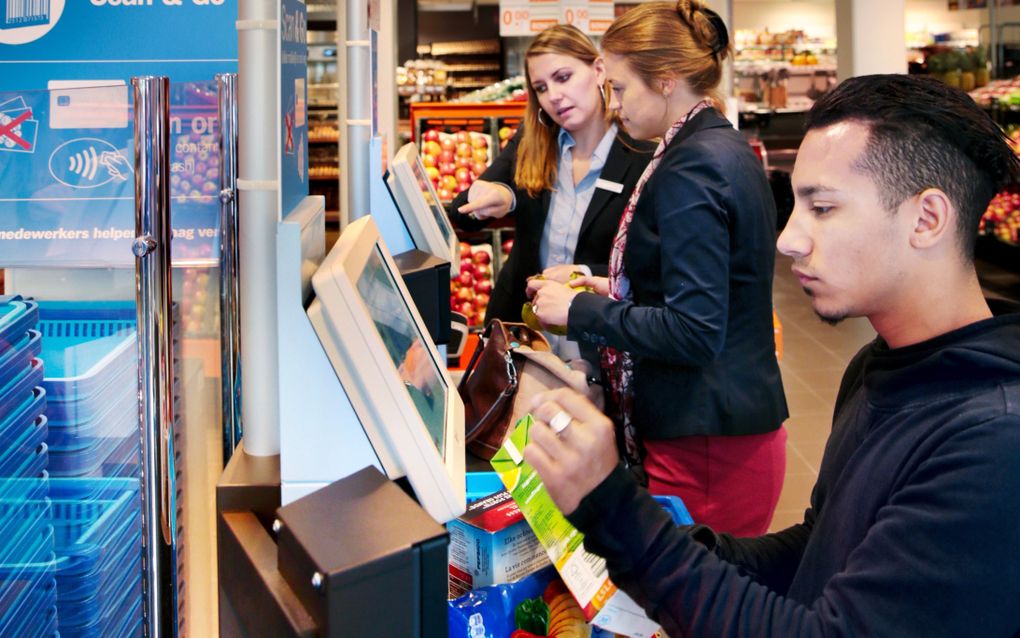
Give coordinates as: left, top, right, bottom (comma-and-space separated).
457, 318, 505, 394
464, 349, 518, 442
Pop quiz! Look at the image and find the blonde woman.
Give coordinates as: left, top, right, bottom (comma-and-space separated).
450, 24, 652, 364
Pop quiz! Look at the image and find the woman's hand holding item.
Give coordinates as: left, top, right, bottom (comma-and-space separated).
457, 180, 514, 220
566, 274, 609, 296
529, 278, 581, 327
524, 388, 619, 516
539, 263, 587, 284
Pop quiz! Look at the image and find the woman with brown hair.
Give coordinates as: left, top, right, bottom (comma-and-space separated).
449, 24, 652, 364
529, 0, 788, 535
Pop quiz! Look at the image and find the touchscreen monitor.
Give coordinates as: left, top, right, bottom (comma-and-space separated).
307, 215, 466, 523
387, 142, 461, 274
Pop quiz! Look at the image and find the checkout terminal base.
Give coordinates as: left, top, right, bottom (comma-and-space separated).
217, 445, 450, 637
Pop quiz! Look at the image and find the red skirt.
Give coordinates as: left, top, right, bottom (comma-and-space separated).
643, 426, 787, 537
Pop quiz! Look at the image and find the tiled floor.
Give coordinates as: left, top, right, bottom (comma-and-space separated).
768, 254, 877, 532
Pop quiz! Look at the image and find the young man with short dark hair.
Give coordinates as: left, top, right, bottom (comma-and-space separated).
523, 74, 1020, 636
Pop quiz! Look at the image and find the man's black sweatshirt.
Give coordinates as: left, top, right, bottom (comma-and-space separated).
568, 300, 1020, 636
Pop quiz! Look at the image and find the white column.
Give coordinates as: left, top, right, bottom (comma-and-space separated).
237, 0, 282, 455
836, 0, 907, 80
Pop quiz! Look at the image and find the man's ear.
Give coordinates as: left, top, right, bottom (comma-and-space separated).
909, 188, 953, 250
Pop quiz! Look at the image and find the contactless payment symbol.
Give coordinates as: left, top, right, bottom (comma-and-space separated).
49, 138, 132, 189
0, 96, 38, 153
0, 0, 64, 45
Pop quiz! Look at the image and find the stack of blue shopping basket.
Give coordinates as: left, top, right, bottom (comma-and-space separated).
36, 301, 143, 637
0, 295, 58, 638
38, 301, 141, 480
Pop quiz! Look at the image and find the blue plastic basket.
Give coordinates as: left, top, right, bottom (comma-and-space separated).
49, 428, 139, 479
0, 497, 53, 571
44, 360, 136, 426
45, 385, 137, 450
59, 570, 141, 638
0, 576, 57, 638
49, 479, 140, 578
0, 559, 57, 638
0, 415, 47, 478
37, 300, 137, 404
0, 296, 39, 355
465, 471, 504, 503
0, 385, 46, 453
0, 357, 43, 423
45, 478, 141, 638
0, 443, 48, 497
0, 329, 41, 392
465, 471, 695, 525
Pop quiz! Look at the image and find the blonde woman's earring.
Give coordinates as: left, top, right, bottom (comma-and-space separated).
538, 109, 552, 127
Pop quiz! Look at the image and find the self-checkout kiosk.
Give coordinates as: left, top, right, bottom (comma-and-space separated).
218, 138, 464, 637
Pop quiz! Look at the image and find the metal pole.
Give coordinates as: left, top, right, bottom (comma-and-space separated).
217, 72, 242, 464
990, 1, 999, 79
345, 0, 371, 224
132, 75, 176, 638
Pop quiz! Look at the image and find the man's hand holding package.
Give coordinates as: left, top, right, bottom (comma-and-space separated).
524, 388, 619, 516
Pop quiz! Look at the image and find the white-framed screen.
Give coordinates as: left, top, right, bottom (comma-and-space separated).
307, 215, 466, 523
386, 142, 461, 275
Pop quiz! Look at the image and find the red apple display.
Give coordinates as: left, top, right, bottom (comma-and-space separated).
982, 186, 1020, 246
423, 140, 442, 157
449, 243, 496, 327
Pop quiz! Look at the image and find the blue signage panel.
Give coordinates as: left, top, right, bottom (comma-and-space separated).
0, 82, 223, 266
0, 2, 236, 267
0, 0, 237, 91
279, 0, 309, 217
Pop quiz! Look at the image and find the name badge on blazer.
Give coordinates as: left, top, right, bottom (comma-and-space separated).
595, 178, 624, 194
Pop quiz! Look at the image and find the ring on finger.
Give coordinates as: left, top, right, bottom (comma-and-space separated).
549, 410, 572, 435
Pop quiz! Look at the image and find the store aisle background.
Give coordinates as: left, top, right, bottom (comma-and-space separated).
768, 254, 876, 532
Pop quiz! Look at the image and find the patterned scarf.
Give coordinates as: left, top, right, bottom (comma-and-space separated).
601, 100, 712, 466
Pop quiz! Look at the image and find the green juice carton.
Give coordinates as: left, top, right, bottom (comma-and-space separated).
491, 415, 663, 638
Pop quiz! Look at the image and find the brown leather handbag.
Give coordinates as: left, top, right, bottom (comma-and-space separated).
458, 319, 604, 460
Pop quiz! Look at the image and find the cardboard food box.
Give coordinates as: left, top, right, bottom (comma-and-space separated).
447, 488, 551, 599
491, 415, 663, 638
